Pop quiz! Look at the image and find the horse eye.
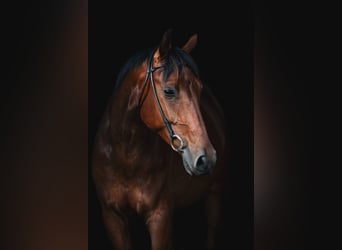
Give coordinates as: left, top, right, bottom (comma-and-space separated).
163, 87, 176, 98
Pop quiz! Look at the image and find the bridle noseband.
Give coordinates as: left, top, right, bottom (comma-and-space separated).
139, 49, 184, 153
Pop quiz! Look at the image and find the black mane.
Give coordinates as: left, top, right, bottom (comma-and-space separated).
114, 46, 200, 89
114, 48, 153, 89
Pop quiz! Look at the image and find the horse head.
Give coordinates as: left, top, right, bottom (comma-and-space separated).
129, 30, 217, 175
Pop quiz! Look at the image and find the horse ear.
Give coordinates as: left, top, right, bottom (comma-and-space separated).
157, 29, 173, 59
182, 33, 198, 53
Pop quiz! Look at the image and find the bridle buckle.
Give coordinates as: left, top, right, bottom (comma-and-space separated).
170, 134, 184, 152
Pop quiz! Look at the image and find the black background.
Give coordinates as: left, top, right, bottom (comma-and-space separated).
0, 1, 317, 250
89, 2, 253, 250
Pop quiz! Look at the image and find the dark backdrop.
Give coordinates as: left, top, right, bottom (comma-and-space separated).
89, 2, 253, 250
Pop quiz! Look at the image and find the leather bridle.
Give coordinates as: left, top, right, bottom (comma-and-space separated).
139, 49, 185, 152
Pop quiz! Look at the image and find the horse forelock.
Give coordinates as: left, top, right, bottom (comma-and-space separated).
161, 48, 199, 82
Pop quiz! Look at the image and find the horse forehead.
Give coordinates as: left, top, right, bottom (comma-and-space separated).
163, 67, 199, 85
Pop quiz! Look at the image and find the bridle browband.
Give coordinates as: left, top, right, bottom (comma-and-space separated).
139, 49, 184, 153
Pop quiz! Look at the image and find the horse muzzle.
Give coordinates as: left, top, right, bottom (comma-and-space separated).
181, 148, 217, 176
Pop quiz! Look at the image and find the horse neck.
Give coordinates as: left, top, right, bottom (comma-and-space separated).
108, 77, 171, 169
110, 106, 172, 175
110, 70, 149, 142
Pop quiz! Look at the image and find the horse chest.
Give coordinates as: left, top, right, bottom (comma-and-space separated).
106, 177, 165, 215
127, 185, 159, 214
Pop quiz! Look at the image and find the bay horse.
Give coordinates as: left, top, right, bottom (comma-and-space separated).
91, 30, 228, 250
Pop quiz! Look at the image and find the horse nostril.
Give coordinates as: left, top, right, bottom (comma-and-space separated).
195, 155, 209, 172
